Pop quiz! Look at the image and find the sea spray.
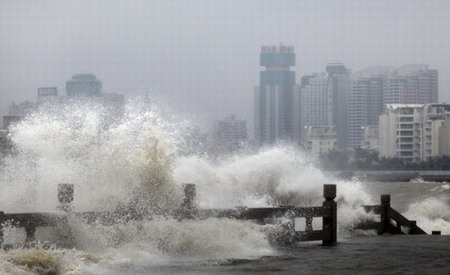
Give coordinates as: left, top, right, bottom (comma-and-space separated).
173, 146, 374, 232
2, 100, 183, 213
1, 99, 448, 274
404, 198, 450, 234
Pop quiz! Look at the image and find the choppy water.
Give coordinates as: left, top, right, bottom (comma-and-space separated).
0, 100, 448, 274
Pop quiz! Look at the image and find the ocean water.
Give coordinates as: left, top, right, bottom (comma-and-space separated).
0, 101, 448, 275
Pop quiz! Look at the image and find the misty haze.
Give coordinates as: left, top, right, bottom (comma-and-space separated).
0, 1, 449, 275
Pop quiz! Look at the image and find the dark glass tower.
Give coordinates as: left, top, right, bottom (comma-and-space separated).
326, 60, 351, 149
66, 74, 102, 97
254, 45, 296, 144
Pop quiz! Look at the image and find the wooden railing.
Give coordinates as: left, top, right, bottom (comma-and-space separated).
0, 183, 338, 247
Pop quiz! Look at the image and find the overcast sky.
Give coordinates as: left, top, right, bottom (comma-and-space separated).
1, 0, 449, 127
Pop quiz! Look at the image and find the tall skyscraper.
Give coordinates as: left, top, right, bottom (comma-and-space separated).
66, 73, 102, 97
348, 71, 385, 148
298, 60, 350, 149
254, 45, 297, 144
297, 73, 330, 141
383, 64, 438, 106
348, 65, 438, 148
326, 60, 351, 149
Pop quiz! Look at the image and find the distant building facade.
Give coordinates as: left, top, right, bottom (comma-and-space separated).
348, 74, 384, 148
326, 60, 351, 149
297, 60, 350, 149
212, 115, 247, 152
0, 129, 10, 155
8, 101, 35, 117
304, 125, 337, 155
348, 65, 438, 149
439, 113, 450, 157
383, 65, 438, 106
3, 116, 23, 129
4, 73, 124, 131
379, 104, 450, 162
66, 74, 102, 97
298, 74, 330, 141
37, 87, 58, 97
361, 125, 380, 151
254, 44, 298, 144
37, 87, 63, 104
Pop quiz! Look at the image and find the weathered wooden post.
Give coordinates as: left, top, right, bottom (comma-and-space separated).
58, 183, 74, 212
322, 184, 337, 246
380, 195, 391, 234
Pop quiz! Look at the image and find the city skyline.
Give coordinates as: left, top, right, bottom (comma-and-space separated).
1, 0, 450, 128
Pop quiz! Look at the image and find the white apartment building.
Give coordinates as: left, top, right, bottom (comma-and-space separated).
439, 113, 450, 156
379, 104, 450, 162
298, 74, 331, 140
304, 125, 337, 155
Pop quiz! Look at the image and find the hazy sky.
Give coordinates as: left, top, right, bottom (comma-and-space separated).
1, 0, 449, 127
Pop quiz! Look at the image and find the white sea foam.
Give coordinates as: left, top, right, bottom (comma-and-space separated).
0, 100, 448, 274
404, 198, 450, 235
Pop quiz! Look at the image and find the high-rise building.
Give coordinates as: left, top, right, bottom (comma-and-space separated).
254, 44, 297, 144
348, 65, 438, 149
301, 74, 330, 127
297, 73, 330, 141
379, 104, 450, 162
297, 60, 350, 149
326, 60, 351, 149
212, 115, 247, 152
383, 65, 438, 106
348, 72, 385, 148
66, 74, 102, 97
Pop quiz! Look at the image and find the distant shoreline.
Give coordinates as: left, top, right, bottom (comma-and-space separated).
329, 170, 450, 182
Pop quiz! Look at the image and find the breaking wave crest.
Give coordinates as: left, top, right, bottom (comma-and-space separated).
404, 198, 450, 235
0, 100, 448, 274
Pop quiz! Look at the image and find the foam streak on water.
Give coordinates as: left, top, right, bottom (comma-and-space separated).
0, 100, 448, 274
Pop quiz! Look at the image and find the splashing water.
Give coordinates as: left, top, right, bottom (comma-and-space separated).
0, 100, 448, 274
404, 198, 450, 235
1, 100, 182, 212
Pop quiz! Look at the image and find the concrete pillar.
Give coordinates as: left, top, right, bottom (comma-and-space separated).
380, 194, 391, 234
182, 184, 196, 210
322, 184, 337, 246
25, 224, 36, 243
